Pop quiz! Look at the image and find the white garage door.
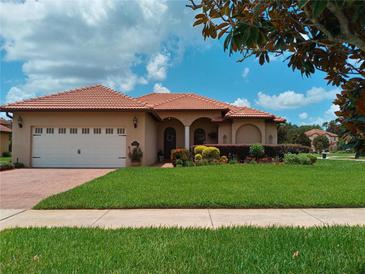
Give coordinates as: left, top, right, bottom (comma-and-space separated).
32, 127, 127, 168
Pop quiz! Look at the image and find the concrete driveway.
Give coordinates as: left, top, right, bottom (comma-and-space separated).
0, 169, 113, 209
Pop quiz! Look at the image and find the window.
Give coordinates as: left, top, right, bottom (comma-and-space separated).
35, 128, 43, 134
117, 128, 125, 135
194, 128, 206, 145
82, 128, 90, 134
58, 128, 66, 134
93, 128, 101, 134
106, 128, 114, 134
70, 128, 78, 134
46, 128, 54, 134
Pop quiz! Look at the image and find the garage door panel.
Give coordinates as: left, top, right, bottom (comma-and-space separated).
32, 127, 126, 168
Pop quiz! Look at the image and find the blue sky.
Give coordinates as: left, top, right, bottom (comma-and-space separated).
0, 0, 338, 125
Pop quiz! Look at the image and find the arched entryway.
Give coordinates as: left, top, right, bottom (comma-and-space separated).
190, 117, 218, 145
164, 127, 176, 159
236, 124, 262, 144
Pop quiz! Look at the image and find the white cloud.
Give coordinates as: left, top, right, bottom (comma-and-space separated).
231, 97, 251, 107
299, 112, 308, 119
304, 104, 340, 126
256, 87, 339, 110
325, 104, 340, 119
147, 53, 169, 81
153, 83, 170, 93
0, 0, 201, 103
241, 67, 250, 78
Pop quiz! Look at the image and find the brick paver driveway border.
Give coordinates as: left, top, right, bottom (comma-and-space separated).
0, 169, 114, 209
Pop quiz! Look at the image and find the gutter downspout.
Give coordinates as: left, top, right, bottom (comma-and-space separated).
6, 112, 13, 119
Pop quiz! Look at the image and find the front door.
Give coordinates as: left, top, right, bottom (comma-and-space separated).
164, 127, 176, 159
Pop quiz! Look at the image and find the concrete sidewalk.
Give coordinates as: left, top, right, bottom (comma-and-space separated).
1, 208, 364, 229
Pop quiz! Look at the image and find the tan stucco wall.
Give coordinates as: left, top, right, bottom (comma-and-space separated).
144, 113, 158, 165
156, 110, 222, 126
12, 111, 148, 167
0, 132, 11, 154
218, 121, 232, 144
265, 122, 278, 144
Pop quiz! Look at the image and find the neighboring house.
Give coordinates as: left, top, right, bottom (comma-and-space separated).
305, 129, 338, 151
0, 123, 12, 155
0, 85, 285, 168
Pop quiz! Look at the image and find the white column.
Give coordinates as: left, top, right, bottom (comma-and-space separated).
184, 126, 190, 149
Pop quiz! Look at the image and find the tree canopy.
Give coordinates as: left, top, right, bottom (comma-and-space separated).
188, 0, 365, 153
313, 135, 330, 152
277, 122, 319, 145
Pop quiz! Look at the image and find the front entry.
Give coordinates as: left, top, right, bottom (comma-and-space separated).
164, 127, 176, 159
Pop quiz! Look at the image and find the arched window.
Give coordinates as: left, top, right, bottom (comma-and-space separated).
235, 124, 262, 144
194, 128, 206, 145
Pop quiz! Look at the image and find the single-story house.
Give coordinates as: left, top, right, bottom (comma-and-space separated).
0, 85, 285, 168
305, 129, 338, 151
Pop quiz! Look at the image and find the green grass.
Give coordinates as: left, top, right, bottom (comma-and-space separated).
0, 157, 11, 164
1, 227, 364, 273
35, 160, 365, 209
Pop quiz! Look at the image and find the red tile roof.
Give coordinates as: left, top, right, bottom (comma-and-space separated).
305, 129, 338, 137
0, 85, 149, 111
138, 93, 230, 110
0, 124, 11, 133
0, 118, 12, 127
139, 93, 285, 122
0, 85, 285, 123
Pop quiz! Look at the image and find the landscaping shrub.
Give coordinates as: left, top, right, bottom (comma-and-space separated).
194, 154, 203, 161
128, 146, 143, 162
183, 160, 195, 167
195, 159, 209, 166
219, 155, 228, 164
175, 159, 184, 167
0, 163, 14, 171
194, 145, 208, 155
284, 153, 313, 165
13, 162, 25, 168
229, 158, 238, 164
202, 146, 220, 161
202, 144, 311, 162
2, 152, 11, 157
171, 148, 190, 162
303, 154, 318, 164
249, 144, 265, 160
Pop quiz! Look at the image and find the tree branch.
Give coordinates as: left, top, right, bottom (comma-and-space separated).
326, 2, 365, 52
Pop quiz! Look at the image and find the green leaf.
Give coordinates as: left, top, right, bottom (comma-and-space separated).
312, 0, 327, 18
259, 54, 265, 65
298, 0, 310, 8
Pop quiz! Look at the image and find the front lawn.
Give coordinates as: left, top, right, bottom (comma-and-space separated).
35, 160, 365, 209
1, 227, 364, 273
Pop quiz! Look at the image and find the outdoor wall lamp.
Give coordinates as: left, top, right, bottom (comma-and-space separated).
17, 116, 23, 128
133, 116, 138, 128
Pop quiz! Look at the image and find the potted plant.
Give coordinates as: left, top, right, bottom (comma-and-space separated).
128, 144, 143, 166
157, 150, 164, 163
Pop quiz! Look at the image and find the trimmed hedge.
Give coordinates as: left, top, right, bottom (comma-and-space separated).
198, 144, 311, 162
